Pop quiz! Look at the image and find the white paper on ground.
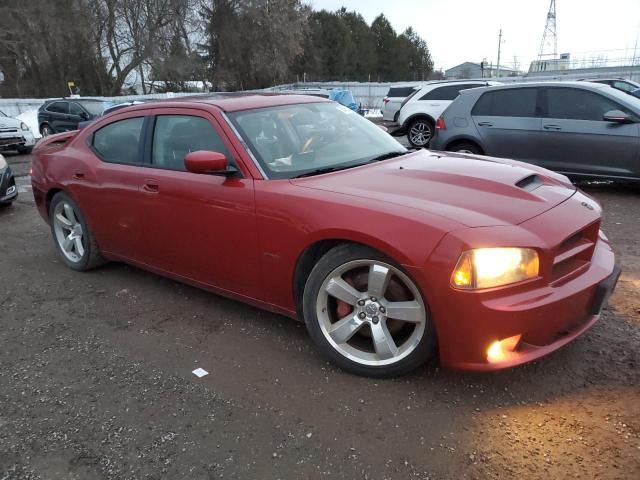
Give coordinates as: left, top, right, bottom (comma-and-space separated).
192, 368, 209, 378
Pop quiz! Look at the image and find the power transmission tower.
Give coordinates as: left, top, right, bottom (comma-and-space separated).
538, 0, 557, 60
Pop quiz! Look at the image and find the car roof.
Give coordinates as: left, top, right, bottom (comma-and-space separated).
465, 81, 611, 92
117, 93, 333, 113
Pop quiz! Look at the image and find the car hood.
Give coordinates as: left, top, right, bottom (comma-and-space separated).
290, 150, 577, 228
0, 116, 21, 129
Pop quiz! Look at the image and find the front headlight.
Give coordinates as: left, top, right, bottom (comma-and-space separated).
451, 247, 539, 289
20, 122, 30, 131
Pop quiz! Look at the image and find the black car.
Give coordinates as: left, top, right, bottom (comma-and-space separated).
37, 99, 112, 137
0, 154, 17, 206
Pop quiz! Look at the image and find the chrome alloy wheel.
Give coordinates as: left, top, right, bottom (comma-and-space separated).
53, 201, 85, 263
409, 121, 432, 147
316, 260, 427, 367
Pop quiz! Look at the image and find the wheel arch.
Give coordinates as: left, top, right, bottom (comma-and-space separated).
402, 113, 436, 131
292, 232, 422, 320
444, 137, 485, 154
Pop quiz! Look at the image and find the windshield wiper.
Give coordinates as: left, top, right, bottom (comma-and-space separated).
293, 165, 361, 178
367, 150, 408, 162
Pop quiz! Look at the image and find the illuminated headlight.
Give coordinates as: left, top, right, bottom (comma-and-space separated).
20, 122, 30, 131
451, 247, 539, 289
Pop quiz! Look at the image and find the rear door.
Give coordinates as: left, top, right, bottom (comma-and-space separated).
538, 87, 640, 177
46, 101, 71, 133
471, 87, 543, 161
78, 114, 151, 260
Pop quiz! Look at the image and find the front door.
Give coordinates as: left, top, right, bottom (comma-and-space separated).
138, 109, 261, 298
538, 87, 640, 178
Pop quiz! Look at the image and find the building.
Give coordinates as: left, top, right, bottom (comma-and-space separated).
445, 61, 521, 79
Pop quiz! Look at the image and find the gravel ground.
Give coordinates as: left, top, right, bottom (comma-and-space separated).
1, 152, 639, 479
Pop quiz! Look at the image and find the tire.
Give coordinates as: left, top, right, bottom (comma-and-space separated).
303, 244, 436, 378
49, 192, 106, 271
17, 146, 33, 155
40, 124, 54, 137
449, 142, 482, 155
407, 118, 434, 148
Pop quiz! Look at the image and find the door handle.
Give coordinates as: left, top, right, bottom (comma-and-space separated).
141, 180, 159, 193
73, 171, 85, 180
477, 121, 493, 127
543, 124, 562, 130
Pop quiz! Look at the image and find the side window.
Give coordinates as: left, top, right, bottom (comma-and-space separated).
69, 103, 84, 116
472, 89, 538, 117
92, 117, 145, 165
612, 81, 635, 93
420, 84, 479, 101
546, 88, 622, 121
151, 115, 232, 171
387, 87, 416, 98
47, 102, 68, 114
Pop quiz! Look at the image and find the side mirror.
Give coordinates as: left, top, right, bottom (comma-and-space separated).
603, 110, 632, 123
185, 150, 236, 176
79, 112, 89, 120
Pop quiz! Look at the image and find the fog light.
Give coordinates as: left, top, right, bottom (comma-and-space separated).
487, 334, 522, 363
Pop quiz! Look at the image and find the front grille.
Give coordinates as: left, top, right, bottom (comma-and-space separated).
551, 222, 599, 282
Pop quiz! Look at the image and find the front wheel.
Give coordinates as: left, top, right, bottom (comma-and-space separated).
303, 244, 436, 377
407, 118, 433, 148
49, 192, 106, 271
41, 124, 54, 137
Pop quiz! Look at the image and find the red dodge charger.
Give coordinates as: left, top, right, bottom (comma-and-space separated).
31, 94, 620, 377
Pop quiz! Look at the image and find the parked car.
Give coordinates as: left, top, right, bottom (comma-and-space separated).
394, 80, 501, 147
31, 94, 618, 377
578, 78, 640, 95
0, 109, 37, 154
78, 101, 146, 129
381, 84, 418, 122
430, 82, 640, 182
37, 98, 112, 136
0, 153, 17, 205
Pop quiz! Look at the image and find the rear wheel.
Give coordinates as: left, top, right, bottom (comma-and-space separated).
303, 244, 436, 377
49, 192, 105, 271
407, 118, 433, 148
41, 124, 54, 137
449, 142, 482, 155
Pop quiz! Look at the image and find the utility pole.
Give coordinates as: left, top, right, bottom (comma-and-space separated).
496, 29, 503, 77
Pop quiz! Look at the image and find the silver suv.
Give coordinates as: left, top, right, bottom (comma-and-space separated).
430, 81, 640, 182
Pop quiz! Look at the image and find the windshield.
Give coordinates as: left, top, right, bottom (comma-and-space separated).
228, 103, 406, 179
604, 86, 640, 112
79, 101, 112, 116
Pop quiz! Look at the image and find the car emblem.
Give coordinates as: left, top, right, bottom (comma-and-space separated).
581, 201, 594, 211
365, 303, 379, 316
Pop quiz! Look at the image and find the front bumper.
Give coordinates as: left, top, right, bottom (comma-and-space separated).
0, 166, 18, 203
417, 190, 618, 371
0, 131, 36, 150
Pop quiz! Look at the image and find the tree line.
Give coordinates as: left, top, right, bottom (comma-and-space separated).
0, 0, 436, 98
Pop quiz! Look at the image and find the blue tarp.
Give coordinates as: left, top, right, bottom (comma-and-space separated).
329, 89, 359, 112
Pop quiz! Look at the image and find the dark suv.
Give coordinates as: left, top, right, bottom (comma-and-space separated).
38, 99, 111, 136
430, 81, 640, 182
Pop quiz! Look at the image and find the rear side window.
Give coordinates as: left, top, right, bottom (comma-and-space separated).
387, 87, 416, 98
93, 117, 145, 165
472, 88, 538, 117
151, 115, 232, 171
420, 84, 481, 101
545, 88, 623, 121
47, 102, 68, 114
612, 81, 635, 93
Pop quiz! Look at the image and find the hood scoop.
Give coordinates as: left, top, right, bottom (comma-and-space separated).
516, 174, 544, 192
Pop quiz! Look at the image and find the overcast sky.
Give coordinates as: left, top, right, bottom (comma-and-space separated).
304, 0, 640, 72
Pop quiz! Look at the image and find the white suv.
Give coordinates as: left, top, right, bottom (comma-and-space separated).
396, 80, 501, 147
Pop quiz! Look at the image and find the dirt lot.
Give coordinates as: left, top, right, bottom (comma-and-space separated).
1, 152, 639, 480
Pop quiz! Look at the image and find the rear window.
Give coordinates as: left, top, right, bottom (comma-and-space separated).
472, 88, 538, 117
387, 87, 416, 98
79, 101, 111, 116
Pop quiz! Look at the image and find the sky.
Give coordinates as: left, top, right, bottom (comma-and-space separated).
304, 0, 640, 72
